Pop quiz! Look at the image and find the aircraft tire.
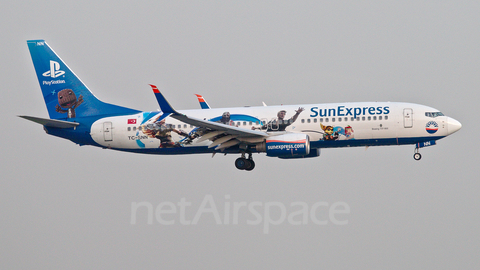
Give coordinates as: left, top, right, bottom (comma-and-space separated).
413, 153, 422, 161
245, 160, 255, 171
235, 158, 247, 170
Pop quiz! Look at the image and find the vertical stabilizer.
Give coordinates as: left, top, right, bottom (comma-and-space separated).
27, 40, 138, 119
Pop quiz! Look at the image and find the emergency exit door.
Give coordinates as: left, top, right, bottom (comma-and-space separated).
404, 109, 413, 128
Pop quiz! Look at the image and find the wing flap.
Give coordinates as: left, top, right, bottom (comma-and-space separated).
196, 130, 225, 143
209, 135, 236, 148
215, 139, 240, 150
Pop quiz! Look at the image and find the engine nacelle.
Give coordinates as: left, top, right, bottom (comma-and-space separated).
256, 133, 310, 158
278, 148, 320, 159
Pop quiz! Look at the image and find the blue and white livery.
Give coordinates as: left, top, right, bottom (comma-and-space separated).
20, 40, 462, 170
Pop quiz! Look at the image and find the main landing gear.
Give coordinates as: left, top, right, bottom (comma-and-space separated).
413, 147, 422, 161
235, 152, 255, 171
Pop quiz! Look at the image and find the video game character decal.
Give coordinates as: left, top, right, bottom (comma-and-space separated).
55, 89, 84, 118
315, 123, 355, 141
140, 114, 190, 148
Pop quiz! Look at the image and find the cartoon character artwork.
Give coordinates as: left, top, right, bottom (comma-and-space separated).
55, 89, 84, 118
320, 123, 339, 141
140, 114, 190, 148
344, 125, 354, 140
319, 124, 355, 141
217, 112, 238, 126
254, 107, 305, 131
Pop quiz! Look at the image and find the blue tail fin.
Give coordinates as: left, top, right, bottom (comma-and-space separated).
27, 40, 138, 119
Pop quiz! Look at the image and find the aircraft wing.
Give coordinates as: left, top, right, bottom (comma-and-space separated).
149, 85, 268, 150
171, 113, 267, 137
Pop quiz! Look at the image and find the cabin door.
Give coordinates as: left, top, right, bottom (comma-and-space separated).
103, 122, 113, 141
403, 108, 413, 128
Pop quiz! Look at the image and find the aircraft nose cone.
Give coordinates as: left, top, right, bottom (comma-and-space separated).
447, 117, 462, 135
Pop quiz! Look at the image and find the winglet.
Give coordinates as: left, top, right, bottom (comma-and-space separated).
149, 84, 178, 114
195, 94, 211, 109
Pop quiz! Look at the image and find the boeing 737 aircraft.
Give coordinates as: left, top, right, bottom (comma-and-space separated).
20, 40, 462, 171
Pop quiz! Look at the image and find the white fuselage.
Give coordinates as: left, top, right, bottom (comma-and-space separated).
89, 102, 458, 152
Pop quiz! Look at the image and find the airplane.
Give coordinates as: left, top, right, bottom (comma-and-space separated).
20, 40, 462, 171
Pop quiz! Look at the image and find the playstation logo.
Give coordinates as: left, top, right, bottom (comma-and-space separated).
42, 60, 65, 78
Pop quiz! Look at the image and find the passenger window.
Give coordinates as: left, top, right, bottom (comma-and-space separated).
351, 117, 355, 121
373, 116, 377, 120
332, 118, 336, 122
368, 116, 371, 121
128, 127, 131, 131
320, 118, 323, 122
301, 119, 305, 123
313, 118, 317, 123
385, 116, 389, 120
362, 117, 365, 121
133, 127, 136, 131
326, 118, 329, 122
379, 116, 382, 120
307, 119, 311, 123
338, 117, 342, 122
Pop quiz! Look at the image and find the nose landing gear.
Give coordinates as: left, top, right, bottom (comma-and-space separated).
413, 148, 422, 161
412, 140, 437, 161
235, 152, 255, 171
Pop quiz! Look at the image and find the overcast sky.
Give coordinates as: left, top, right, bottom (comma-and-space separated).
1, 1, 479, 269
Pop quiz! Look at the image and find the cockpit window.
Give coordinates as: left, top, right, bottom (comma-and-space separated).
425, 112, 444, 118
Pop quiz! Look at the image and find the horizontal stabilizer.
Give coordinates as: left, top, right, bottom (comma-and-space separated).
19, 115, 79, 128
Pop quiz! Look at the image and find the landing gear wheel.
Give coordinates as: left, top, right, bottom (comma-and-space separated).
235, 158, 247, 170
413, 153, 422, 161
235, 152, 256, 171
245, 159, 255, 171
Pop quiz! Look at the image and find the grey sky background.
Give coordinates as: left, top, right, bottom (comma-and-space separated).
1, 1, 478, 269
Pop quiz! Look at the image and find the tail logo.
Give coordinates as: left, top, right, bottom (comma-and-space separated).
42, 61, 65, 78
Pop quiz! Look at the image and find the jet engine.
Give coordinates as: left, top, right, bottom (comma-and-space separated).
255, 133, 310, 158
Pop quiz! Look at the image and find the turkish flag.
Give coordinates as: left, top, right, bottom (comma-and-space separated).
127, 119, 136, 124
